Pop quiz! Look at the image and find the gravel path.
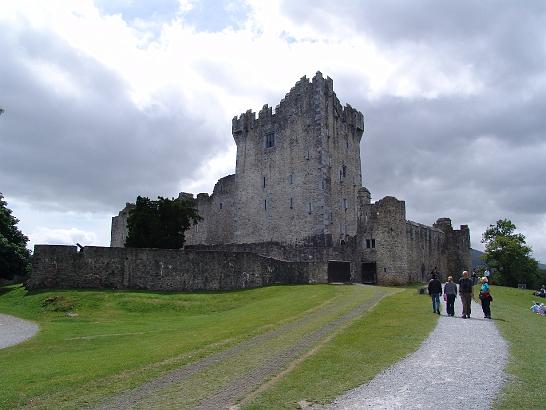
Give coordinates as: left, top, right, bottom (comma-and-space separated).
0, 313, 39, 349
330, 295, 509, 410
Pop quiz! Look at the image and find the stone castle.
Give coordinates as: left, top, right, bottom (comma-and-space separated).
111, 72, 471, 285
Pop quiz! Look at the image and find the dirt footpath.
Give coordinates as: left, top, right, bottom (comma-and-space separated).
96, 286, 393, 410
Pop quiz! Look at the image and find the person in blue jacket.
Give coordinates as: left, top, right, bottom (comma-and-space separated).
479, 277, 493, 319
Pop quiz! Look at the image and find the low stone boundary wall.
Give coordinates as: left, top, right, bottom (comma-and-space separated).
28, 245, 327, 291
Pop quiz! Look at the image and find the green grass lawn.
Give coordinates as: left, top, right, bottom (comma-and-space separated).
243, 288, 437, 409
0, 284, 342, 408
0, 284, 437, 409
484, 286, 546, 410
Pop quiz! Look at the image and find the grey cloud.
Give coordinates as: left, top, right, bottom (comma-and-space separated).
281, 1, 546, 80
357, 92, 546, 203
0, 23, 226, 213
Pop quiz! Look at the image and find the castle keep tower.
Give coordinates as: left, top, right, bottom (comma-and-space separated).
228, 72, 364, 245
177, 72, 364, 246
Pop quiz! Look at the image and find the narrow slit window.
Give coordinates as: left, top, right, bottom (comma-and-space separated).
265, 132, 275, 148
219, 202, 223, 210
264, 199, 267, 210
308, 202, 312, 214
372, 239, 376, 248
290, 197, 293, 209
263, 176, 266, 188
288, 174, 293, 184
366, 239, 371, 248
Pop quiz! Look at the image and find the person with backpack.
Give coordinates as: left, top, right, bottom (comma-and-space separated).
428, 273, 443, 314
459, 271, 474, 319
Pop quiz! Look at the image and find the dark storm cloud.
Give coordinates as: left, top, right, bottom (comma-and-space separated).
0, 23, 224, 213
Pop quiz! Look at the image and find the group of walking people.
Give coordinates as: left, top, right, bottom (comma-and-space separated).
428, 270, 492, 319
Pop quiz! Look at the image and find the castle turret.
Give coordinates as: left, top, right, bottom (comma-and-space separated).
434, 218, 472, 280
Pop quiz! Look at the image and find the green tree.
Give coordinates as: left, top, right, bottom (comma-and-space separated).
481, 219, 540, 288
125, 196, 202, 249
0, 193, 31, 279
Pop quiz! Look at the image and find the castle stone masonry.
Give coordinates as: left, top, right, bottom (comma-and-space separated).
106, 72, 471, 287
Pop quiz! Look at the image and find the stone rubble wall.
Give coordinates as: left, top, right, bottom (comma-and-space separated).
406, 221, 447, 282
28, 245, 326, 291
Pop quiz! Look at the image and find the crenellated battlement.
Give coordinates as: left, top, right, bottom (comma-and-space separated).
232, 71, 364, 146
232, 110, 256, 140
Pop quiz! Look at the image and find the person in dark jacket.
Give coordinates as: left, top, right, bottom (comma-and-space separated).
428, 274, 443, 314
459, 270, 474, 319
443, 276, 458, 317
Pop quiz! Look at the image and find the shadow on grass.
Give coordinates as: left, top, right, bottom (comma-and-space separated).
22, 283, 312, 297
0, 284, 22, 297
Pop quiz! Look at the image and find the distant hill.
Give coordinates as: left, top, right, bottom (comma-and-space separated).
471, 248, 485, 269
471, 248, 546, 270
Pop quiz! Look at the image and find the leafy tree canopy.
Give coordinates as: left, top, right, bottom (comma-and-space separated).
0, 193, 31, 279
481, 219, 540, 288
125, 196, 202, 249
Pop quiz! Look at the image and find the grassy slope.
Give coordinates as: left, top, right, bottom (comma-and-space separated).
244, 288, 438, 409
0, 285, 438, 409
0, 284, 342, 409
486, 286, 546, 410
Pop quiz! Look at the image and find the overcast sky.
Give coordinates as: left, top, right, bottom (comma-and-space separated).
1, 0, 545, 263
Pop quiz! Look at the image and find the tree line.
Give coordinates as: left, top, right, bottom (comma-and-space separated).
481, 219, 544, 289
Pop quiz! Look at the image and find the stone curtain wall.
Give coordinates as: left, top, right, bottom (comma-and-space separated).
185, 175, 237, 245
406, 221, 447, 282
28, 245, 326, 291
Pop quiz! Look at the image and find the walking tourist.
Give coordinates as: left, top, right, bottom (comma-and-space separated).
459, 271, 473, 319
443, 276, 457, 316
484, 268, 491, 283
479, 277, 493, 319
428, 274, 442, 314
